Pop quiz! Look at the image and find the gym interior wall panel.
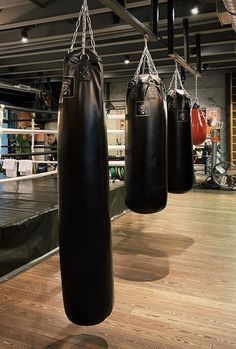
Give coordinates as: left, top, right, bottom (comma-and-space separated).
110, 82, 126, 105
110, 72, 226, 122
109, 71, 227, 161
167, 71, 226, 159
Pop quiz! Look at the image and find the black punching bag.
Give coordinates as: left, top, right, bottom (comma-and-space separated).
167, 89, 194, 193
125, 74, 167, 214
58, 48, 113, 325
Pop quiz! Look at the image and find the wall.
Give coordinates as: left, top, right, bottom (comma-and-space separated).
108, 71, 227, 159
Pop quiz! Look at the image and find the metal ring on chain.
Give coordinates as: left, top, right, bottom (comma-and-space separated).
80, 53, 90, 61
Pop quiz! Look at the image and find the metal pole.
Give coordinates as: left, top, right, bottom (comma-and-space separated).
167, 0, 174, 55
211, 129, 218, 173
98, 0, 157, 41
151, 0, 159, 36
183, 18, 189, 63
196, 33, 202, 74
1, 104, 58, 116
112, 0, 126, 23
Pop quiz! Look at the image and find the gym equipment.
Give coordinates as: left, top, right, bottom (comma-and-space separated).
125, 36, 167, 214
109, 166, 125, 180
212, 161, 236, 189
203, 128, 226, 189
167, 63, 193, 193
192, 103, 207, 145
192, 77, 207, 145
58, 0, 113, 326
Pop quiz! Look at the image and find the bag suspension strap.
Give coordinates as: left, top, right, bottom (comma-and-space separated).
68, 0, 97, 56
133, 35, 160, 83
194, 76, 199, 105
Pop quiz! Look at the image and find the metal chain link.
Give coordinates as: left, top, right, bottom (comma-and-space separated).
81, 0, 87, 55
194, 76, 199, 104
86, 10, 97, 55
68, 7, 83, 52
168, 71, 176, 91
68, 0, 97, 55
174, 61, 178, 90
168, 61, 189, 96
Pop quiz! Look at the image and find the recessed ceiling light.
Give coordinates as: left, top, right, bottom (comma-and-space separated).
124, 55, 130, 64
21, 29, 28, 43
191, 1, 200, 15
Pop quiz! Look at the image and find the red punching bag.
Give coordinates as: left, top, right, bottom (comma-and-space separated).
192, 103, 207, 145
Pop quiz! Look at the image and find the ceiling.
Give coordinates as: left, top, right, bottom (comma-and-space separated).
0, 0, 235, 85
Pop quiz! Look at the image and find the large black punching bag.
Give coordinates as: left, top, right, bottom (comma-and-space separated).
58, 47, 113, 325
167, 88, 194, 193
125, 72, 167, 214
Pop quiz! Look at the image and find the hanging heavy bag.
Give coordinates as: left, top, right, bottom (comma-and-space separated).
125, 37, 167, 214
167, 64, 194, 193
58, 0, 113, 326
192, 103, 207, 145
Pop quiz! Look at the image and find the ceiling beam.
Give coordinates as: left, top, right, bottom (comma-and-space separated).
0, 0, 29, 9
2, 54, 236, 77
98, 0, 157, 41
0, 1, 156, 31
29, 0, 59, 7
169, 53, 201, 77
0, 16, 223, 56
29, 0, 45, 7
0, 41, 234, 70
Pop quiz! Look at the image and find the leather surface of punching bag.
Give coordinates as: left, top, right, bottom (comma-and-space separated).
58, 48, 113, 326
167, 89, 194, 193
192, 103, 207, 145
125, 74, 167, 214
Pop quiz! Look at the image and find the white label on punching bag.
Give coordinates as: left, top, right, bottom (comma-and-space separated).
62, 76, 74, 98
136, 101, 150, 117
177, 110, 188, 122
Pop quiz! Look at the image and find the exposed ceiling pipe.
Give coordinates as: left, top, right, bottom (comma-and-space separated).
0, 79, 42, 94
222, 0, 236, 32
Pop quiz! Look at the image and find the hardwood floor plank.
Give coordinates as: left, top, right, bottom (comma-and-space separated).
1, 190, 236, 348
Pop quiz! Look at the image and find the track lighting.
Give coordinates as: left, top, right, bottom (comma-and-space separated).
191, 1, 200, 15
21, 29, 29, 43
124, 55, 130, 64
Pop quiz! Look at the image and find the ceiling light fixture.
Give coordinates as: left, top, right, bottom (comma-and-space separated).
191, 1, 200, 15
124, 55, 130, 64
21, 29, 29, 43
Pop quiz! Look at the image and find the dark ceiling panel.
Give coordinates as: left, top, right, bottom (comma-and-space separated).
29, 0, 60, 7
0, 0, 234, 83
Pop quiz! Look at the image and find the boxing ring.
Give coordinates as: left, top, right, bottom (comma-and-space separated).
0, 104, 127, 279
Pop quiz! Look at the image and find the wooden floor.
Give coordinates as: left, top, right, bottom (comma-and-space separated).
1, 189, 236, 349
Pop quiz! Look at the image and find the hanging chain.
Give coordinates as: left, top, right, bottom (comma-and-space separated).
168, 70, 176, 91
86, 9, 97, 54
168, 61, 189, 95
133, 34, 160, 83
81, 0, 87, 55
68, 0, 97, 55
68, 6, 83, 52
174, 61, 178, 90
194, 76, 199, 104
